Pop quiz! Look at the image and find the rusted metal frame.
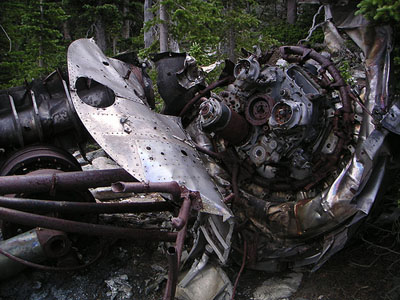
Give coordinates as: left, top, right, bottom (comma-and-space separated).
112, 181, 181, 203
174, 189, 193, 267
0, 196, 174, 214
0, 207, 177, 242
0, 180, 198, 298
0, 168, 136, 194
163, 188, 196, 300
179, 76, 235, 117
163, 247, 178, 300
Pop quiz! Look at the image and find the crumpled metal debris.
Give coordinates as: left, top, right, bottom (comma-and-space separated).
176, 55, 206, 90
0, 2, 397, 299
105, 274, 133, 300
176, 264, 233, 300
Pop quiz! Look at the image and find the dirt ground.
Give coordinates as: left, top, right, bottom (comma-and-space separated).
233, 237, 400, 300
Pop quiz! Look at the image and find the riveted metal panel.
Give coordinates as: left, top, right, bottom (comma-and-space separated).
67, 39, 232, 219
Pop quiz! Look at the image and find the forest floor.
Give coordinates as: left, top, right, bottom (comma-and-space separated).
234, 233, 400, 300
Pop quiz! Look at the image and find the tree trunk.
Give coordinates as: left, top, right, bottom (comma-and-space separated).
144, 0, 154, 48
287, 0, 297, 25
95, 17, 107, 52
227, 1, 235, 61
62, 21, 72, 41
159, 1, 168, 52
112, 37, 117, 55
122, 0, 130, 39
39, 0, 44, 68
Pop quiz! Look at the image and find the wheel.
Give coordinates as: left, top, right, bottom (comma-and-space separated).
0, 144, 95, 239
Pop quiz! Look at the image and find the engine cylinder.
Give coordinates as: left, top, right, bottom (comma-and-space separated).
199, 98, 250, 146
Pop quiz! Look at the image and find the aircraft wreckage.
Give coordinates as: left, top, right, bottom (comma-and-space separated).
0, 3, 398, 299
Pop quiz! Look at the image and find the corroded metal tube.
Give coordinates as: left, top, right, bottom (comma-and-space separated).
174, 193, 192, 268
163, 188, 196, 300
0, 196, 173, 214
163, 247, 178, 300
0, 168, 136, 194
0, 207, 177, 242
112, 181, 181, 203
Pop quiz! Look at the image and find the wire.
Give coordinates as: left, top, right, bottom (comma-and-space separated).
231, 238, 247, 300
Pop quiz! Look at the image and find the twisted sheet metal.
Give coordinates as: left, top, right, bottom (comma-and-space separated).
249, 7, 393, 269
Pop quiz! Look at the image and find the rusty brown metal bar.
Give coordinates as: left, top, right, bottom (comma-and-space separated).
163, 188, 196, 300
0, 196, 174, 214
0, 207, 177, 242
112, 181, 181, 203
0, 180, 199, 298
163, 247, 178, 300
0, 169, 136, 194
174, 191, 193, 268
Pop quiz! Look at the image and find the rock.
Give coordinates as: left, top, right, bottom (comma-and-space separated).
253, 272, 303, 300
32, 281, 42, 290
82, 156, 120, 171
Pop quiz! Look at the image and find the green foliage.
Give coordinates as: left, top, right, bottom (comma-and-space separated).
81, 3, 122, 34
167, 0, 225, 48
188, 42, 214, 66
146, 68, 163, 113
0, 0, 68, 88
356, 0, 400, 93
138, 39, 158, 60
392, 26, 400, 94
338, 60, 355, 86
356, 0, 400, 22
0, 0, 145, 88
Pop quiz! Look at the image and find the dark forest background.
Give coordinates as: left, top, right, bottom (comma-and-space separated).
0, 0, 398, 90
